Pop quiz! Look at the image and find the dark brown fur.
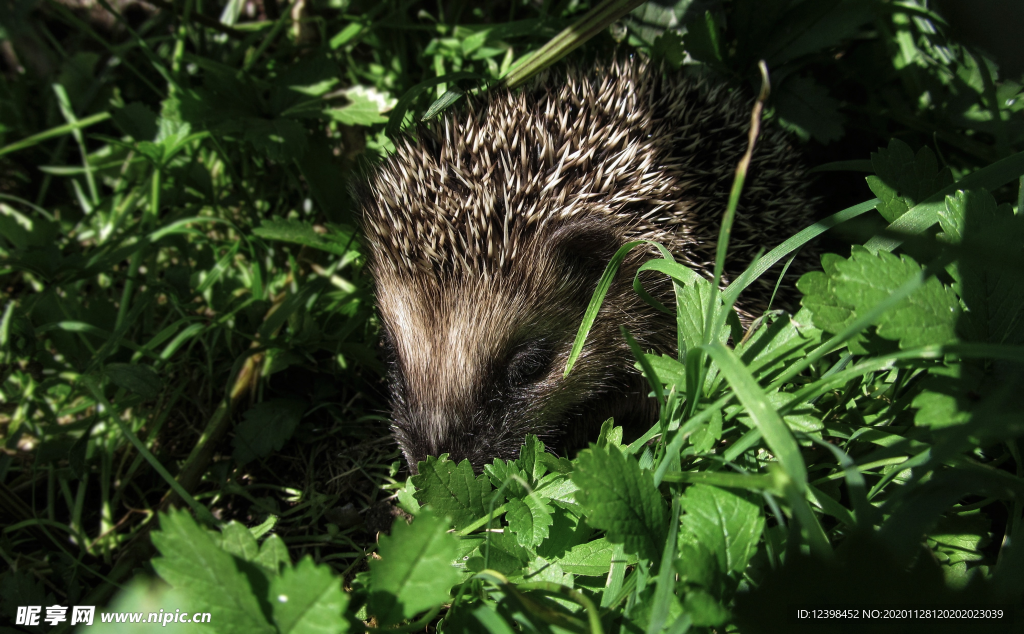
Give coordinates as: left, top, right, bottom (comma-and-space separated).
358, 57, 815, 471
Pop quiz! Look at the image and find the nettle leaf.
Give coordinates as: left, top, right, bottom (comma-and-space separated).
515, 435, 548, 482
865, 139, 953, 223
485, 458, 527, 499
537, 506, 591, 559
505, 495, 553, 548
798, 257, 869, 354
832, 247, 960, 348
554, 537, 635, 577
573, 444, 668, 562
413, 456, 492, 530
679, 485, 764, 576
939, 189, 1024, 345
368, 510, 460, 627
524, 556, 573, 586
325, 86, 394, 126
217, 521, 261, 563
232, 398, 308, 466
151, 510, 276, 634
800, 248, 959, 350
270, 557, 349, 634
534, 473, 581, 512
476, 530, 531, 578
773, 75, 845, 143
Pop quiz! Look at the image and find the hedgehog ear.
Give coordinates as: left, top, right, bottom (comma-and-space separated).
548, 223, 621, 293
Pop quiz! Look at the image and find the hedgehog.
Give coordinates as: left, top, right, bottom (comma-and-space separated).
358, 56, 816, 471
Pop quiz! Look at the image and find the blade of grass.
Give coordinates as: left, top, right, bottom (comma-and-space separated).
499, 0, 648, 89
0, 112, 112, 159
703, 341, 807, 491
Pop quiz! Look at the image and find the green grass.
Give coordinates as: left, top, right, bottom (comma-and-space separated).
1, 0, 1024, 632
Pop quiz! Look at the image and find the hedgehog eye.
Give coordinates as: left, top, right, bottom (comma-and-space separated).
505, 341, 552, 387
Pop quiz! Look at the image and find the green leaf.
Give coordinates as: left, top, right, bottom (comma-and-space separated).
505, 495, 553, 548
476, 530, 531, 578
832, 247, 959, 348
682, 10, 724, 67
485, 457, 527, 498
554, 538, 635, 576
682, 589, 730, 628
270, 557, 349, 634
232, 398, 308, 466
572, 444, 668, 562
104, 363, 162, 399
151, 510, 276, 634
257, 535, 291, 573
413, 456, 492, 531
911, 364, 983, 430
651, 31, 685, 68
253, 218, 357, 257
217, 521, 261, 564
939, 189, 1024, 345
865, 139, 953, 223
515, 435, 548, 482
678, 485, 765, 576
325, 86, 393, 126
368, 510, 460, 627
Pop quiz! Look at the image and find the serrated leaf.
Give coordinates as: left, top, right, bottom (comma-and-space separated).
104, 363, 162, 399
515, 435, 547, 482
678, 485, 765, 575
232, 398, 308, 466
940, 189, 1024, 345
257, 535, 291, 573
325, 86, 393, 126
476, 530, 532, 579
505, 495, 553, 548
865, 139, 953, 223
270, 557, 349, 634
832, 247, 959, 348
484, 457, 527, 499
151, 510, 276, 634
554, 538, 636, 576
572, 444, 667, 562
368, 510, 460, 627
218, 521, 261, 563
524, 556, 572, 586
413, 456, 492, 530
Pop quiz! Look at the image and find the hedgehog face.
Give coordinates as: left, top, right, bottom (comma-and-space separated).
374, 225, 642, 472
